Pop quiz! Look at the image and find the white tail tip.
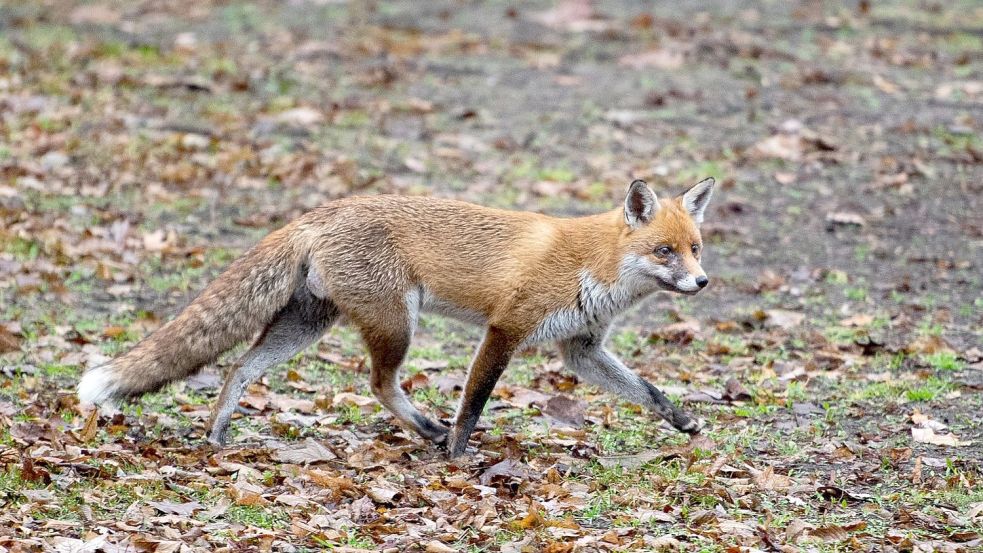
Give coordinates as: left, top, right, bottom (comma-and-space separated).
77, 365, 120, 406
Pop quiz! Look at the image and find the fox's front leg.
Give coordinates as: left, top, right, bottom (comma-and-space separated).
560, 333, 702, 434
447, 327, 518, 458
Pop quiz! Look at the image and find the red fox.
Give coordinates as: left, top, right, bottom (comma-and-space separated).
78, 178, 715, 457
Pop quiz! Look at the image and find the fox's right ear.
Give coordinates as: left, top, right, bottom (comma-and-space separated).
624, 179, 658, 228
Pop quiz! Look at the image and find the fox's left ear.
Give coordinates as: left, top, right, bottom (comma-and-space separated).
680, 177, 715, 225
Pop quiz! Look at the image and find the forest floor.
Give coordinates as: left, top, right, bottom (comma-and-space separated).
1, 1, 981, 551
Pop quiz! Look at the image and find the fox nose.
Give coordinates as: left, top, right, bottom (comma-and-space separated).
695, 276, 709, 288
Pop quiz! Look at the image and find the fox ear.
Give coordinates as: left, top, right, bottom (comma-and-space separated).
624, 179, 658, 228
681, 177, 715, 225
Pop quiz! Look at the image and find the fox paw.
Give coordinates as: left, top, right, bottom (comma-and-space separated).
677, 416, 705, 434
415, 415, 450, 446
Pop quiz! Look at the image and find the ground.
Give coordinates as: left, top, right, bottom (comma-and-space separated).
0, 1, 981, 551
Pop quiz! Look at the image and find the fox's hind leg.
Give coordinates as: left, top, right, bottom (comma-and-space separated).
206, 287, 338, 445
351, 299, 449, 445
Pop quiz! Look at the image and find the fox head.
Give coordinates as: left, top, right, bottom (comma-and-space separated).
619, 177, 715, 295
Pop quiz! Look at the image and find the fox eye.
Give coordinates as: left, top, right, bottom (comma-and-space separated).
655, 246, 673, 257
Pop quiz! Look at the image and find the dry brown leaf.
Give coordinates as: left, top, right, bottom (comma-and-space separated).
479, 459, 534, 486
758, 309, 805, 330
80, 409, 99, 442
425, 541, 458, 553
516, 502, 546, 530
751, 465, 792, 491
273, 438, 338, 464
147, 500, 203, 516
269, 395, 317, 413
911, 427, 971, 447
839, 313, 874, 327
806, 521, 866, 543
332, 392, 376, 414
0, 324, 22, 353
230, 480, 268, 506
722, 378, 752, 402
543, 394, 587, 427
367, 485, 402, 505
786, 518, 813, 543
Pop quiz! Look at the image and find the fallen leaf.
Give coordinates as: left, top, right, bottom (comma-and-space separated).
912, 427, 971, 447
80, 409, 99, 442
332, 392, 376, 414
367, 485, 402, 505
479, 459, 534, 486
425, 541, 458, 553
722, 378, 752, 402
635, 508, 676, 524
0, 324, 22, 353
839, 313, 874, 327
400, 371, 430, 392
759, 309, 805, 330
349, 495, 377, 524
516, 502, 546, 530
272, 438, 338, 464
786, 518, 813, 543
751, 465, 792, 491
751, 134, 806, 161
147, 500, 203, 516
501, 386, 552, 408
275, 107, 324, 126
912, 456, 923, 484
230, 480, 268, 506
806, 521, 866, 543
274, 494, 309, 507
543, 394, 587, 427
270, 395, 317, 413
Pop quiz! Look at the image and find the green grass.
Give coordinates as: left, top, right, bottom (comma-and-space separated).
922, 351, 964, 372
225, 505, 289, 529
850, 377, 952, 404
41, 363, 79, 379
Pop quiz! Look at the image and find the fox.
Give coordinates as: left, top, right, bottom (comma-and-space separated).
78, 177, 715, 457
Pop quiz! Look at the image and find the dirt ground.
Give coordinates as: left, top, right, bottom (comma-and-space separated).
1, 1, 981, 552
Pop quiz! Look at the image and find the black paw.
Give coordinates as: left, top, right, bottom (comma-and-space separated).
415, 414, 450, 446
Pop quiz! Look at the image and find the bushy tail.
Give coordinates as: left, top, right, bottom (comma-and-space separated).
78, 225, 306, 405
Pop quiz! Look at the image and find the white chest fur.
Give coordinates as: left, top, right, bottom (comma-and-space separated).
524, 267, 653, 345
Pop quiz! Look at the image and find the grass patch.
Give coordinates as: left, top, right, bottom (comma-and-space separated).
921, 351, 964, 372
225, 505, 289, 530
